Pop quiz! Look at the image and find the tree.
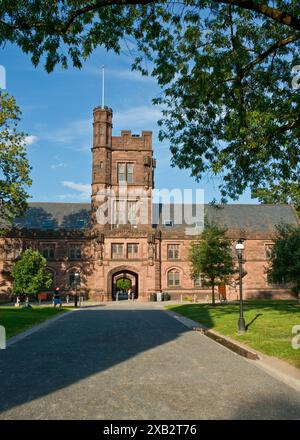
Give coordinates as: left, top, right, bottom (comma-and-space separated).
11, 249, 52, 298
189, 220, 236, 305
0, 2, 299, 202
0, 92, 32, 228
253, 183, 300, 217
267, 224, 300, 302
116, 278, 131, 291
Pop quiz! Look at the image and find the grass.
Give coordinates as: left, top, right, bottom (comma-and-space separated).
0, 306, 70, 339
166, 300, 300, 369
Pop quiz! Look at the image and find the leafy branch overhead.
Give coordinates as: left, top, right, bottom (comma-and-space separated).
0, 1, 299, 203
0, 92, 32, 228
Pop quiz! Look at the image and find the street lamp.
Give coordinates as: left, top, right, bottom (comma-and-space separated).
235, 241, 246, 334
74, 272, 80, 308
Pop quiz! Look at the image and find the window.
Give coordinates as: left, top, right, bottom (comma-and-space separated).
127, 243, 139, 258
42, 244, 55, 260
42, 219, 54, 229
118, 163, 126, 183
127, 201, 137, 224
127, 163, 134, 184
114, 200, 126, 225
193, 274, 208, 288
111, 243, 123, 259
69, 245, 82, 260
168, 269, 180, 287
114, 200, 137, 225
265, 244, 274, 259
76, 219, 87, 229
167, 244, 179, 260
117, 163, 134, 184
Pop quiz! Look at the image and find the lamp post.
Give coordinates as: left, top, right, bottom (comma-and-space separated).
74, 272, 80, 308
235, 241, 246, 334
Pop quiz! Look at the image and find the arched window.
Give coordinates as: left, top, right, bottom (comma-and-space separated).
167, 269, 180, 287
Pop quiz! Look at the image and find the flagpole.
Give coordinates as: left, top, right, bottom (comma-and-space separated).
102, 66, 105, 108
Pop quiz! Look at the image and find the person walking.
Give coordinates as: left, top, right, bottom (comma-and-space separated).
53, 287, 62, 309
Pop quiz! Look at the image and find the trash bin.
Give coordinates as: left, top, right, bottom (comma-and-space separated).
162, 292, 169, 301
156, 292, 162, 302
149, 292, 156, 301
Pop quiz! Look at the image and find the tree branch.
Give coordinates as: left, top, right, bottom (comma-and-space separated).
241, 35, 300, 76
0, 0, 299, 34
275, 119, 300, 135
213, 0, 300, 31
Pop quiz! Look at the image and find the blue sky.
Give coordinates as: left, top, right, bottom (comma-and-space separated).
1, 43, 256, 204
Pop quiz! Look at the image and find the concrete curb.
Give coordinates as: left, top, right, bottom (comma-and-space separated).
164, 308, 300, 393
192, 327, 259, 360
163, 308, 260, 360
6, 308, 78, 348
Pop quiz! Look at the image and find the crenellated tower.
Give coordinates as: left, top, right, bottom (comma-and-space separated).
91, 106, 155, 229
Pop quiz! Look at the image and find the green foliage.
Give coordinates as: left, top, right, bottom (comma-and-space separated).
189, 220, 236, 304
0, 91, 32, 228
11, 249, 52, 296
267, 224, 300, 300
0, 2, 299, 202
116, 278, 131, 291
253, 183, 300, 217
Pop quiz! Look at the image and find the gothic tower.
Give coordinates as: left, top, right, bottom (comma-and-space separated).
91, 106, 113, 225
91, 106, 155, 229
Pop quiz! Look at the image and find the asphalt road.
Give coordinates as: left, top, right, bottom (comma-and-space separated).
0, 303, 300, 419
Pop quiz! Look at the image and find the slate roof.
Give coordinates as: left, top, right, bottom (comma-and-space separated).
153, 203, 300, 234
7, 202, 299, 234
12, 202, 91, 230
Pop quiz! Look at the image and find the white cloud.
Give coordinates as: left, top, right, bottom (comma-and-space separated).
51, 162, 68, 169
85, 66, 155, 84
24, 135, 38, 145
114, 106, 162, 131
40, 119, 92, 145
62, 181, 91, 199
33, 103, 162, 153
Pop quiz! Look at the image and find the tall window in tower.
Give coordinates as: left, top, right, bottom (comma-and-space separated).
127, 201, 137, 224
127, 164, 134, 184
117, 163, 134, 184
118, 163, 126, 183
114, 200, 126, 225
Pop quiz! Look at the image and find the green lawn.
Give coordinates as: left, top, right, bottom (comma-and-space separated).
167, 301, 300, 368
0, 306, 70, 339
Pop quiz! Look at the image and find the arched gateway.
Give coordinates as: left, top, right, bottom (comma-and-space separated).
109, 268, 139, 301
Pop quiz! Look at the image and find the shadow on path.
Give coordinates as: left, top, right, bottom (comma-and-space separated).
0, 308, 189, 414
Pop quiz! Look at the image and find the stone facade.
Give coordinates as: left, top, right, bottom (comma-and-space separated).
0, 107, 299, 301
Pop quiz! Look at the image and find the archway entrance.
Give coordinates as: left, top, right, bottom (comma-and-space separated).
112, 270, 138, 300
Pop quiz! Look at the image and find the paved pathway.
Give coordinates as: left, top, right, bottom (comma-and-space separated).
0, 303, 300, 419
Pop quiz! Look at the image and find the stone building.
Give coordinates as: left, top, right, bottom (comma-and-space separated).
0, 106, 299, 301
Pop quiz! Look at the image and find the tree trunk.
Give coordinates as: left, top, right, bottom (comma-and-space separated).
212, 281, 216, 306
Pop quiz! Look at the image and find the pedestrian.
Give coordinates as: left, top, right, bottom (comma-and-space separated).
53, 287, 62, 309
127, 287, 132, 301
